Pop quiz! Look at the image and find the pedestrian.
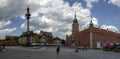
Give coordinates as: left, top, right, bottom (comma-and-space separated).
2, 45, 5, 50
0, 42, 2, 52
56, 45, 60, 55
0, 46, 2, 52
75, 47, 78, 53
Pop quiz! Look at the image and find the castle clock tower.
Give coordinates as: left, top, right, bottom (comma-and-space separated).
72, 13, 79, 35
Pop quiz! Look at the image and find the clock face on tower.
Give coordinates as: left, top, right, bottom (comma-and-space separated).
73, 24, 78, 30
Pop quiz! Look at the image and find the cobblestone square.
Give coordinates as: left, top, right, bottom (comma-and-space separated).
0, 46, 120, 59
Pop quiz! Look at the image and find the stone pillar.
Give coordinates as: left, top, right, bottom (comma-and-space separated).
25, 6, 31, 46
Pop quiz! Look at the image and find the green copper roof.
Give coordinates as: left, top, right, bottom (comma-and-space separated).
89, 20, 94, 28
73, 13, 78, 23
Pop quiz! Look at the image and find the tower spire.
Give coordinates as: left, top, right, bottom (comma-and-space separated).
89, 16, 94, 28
75, 11, 76, 19
73, 11, 78, 23
72, 11, 79, 35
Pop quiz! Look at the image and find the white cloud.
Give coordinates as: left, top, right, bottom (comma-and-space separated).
92, 17, 99, 26
0, 0, 118, 39
0, 0, 8, 7
0, 28, 17, 39
101, 25, 118, 32
108, 0, 120, 7
0, 20, 11, 29
84, 0, 99, 9
14, 0, 100, 39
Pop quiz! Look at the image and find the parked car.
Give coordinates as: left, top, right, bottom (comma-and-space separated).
103, 43, 120, 52
113, 43, 120, 52
103, 43, 114, 51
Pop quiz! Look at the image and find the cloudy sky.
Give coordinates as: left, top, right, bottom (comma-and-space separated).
0, 0, 120, 39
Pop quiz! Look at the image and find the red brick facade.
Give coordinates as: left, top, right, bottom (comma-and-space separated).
66, 16, 120, 48
66, 26, 120, 48
72, 23, 79, 35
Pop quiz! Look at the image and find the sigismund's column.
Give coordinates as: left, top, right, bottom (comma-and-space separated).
25, 6, 31, 46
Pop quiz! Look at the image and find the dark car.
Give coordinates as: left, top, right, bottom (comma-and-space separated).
113, 43, 120, 52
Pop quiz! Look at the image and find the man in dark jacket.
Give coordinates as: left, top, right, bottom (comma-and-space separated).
56, 45, 60, 55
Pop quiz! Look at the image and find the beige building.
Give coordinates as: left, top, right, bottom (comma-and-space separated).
18, 30, 62, 46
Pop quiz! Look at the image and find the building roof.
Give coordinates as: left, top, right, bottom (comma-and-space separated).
73, 12, 78, 24
79, 27, 120, 37
40, 30, 53, 38
21, 31, 37, 36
